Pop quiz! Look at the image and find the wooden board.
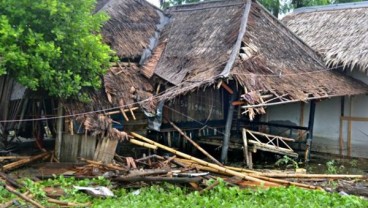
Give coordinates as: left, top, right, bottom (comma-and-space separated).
60, 134, 81, 162
94, 138, 119, 163
79, 135, 97, 160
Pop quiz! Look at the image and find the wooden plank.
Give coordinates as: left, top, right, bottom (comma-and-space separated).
79, 135, 96, 160
341, 116, 368, 122
94, 138, 119, 163
60, 134, 80, 162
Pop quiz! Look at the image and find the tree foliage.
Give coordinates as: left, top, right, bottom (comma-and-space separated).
0, 0, 113, 98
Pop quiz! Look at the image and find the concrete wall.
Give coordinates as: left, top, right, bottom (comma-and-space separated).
263, 85, 368, 158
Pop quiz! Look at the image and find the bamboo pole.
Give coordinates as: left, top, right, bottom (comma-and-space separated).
47, 198, 90, 207
3, 184, 44, 208
166, 119, 222, 166
0, 156, 30, 162
1, 152, 50, 172
129, 139, 158, 150
254, 173, 367, 179
131, 132, 279, 187
173, 158, 318, 189
174, 158, 260, 174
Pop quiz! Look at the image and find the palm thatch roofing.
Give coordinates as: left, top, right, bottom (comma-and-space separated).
141, 0, 367, 108
96, 0, 166, 59
282, 1, 368, 72
64, 63, 155, 137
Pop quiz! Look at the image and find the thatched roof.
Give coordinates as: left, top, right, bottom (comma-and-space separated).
97, 0, 166, 59
282, 1, 368, 72
142, 0, 367, 106
63, 63, 155, 136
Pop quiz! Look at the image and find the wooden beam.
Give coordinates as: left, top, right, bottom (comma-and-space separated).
298, 102, 305, 141
166, 119, 222, 166
221, 91, 237, 162
104, 107, 139, 116
2, 152, 50, 172
341, 116, 368, 122
347, 96, 353, 157
221, 82, 234, 94
232, 100, 246, 106
339, 97, 345, 156
242, 129, 251, 168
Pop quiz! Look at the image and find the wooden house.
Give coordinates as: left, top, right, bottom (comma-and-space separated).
282, 1, 368, 158
140, 0, 368, 163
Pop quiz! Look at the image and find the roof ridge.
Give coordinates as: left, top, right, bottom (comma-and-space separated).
292, 1, 368, 14
166, 0, 246, 12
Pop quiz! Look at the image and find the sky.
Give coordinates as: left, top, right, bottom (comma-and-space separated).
147, 0, 161, 7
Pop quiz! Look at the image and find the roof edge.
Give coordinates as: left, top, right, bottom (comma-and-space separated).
292, 1, 368, 14
220, 0, 251, 77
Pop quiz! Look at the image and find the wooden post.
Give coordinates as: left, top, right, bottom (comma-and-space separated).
305, 100, 316, 161
347, 96, 353, 157
339, 97, 345, 156
298, 102, 305, 141
221, 89, 237, 163
54, 100, 63, 161
242, 128, 250, 168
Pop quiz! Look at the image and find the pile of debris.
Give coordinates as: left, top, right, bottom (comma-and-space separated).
1, 132, 368, 207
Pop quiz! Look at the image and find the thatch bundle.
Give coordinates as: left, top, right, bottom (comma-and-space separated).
282, 2, 368, 72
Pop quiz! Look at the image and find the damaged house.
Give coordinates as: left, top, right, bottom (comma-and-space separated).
139, 0, 368, 164
4, 0, 367, 165
282, 1, 368, 158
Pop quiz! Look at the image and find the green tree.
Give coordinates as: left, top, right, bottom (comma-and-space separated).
0, 0, 113, 98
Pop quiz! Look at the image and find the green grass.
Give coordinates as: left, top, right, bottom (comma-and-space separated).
1, 176, 367, 207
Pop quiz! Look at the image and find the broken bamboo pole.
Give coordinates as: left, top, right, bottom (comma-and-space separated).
114, 176, 203, 184
129, 138, 158, 150
1, 152, 50, 172
254, 173, 368, 179
174, 158, 260, 174
3, 184, 44, 208
165, 118, 222, 166
0, 156, 30, 162
130, 132, 278, 187
174, 158, 319, 190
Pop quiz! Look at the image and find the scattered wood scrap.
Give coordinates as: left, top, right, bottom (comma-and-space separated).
1, 151, 51, 172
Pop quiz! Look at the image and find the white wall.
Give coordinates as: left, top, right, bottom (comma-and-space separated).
264, 93, 368, 158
